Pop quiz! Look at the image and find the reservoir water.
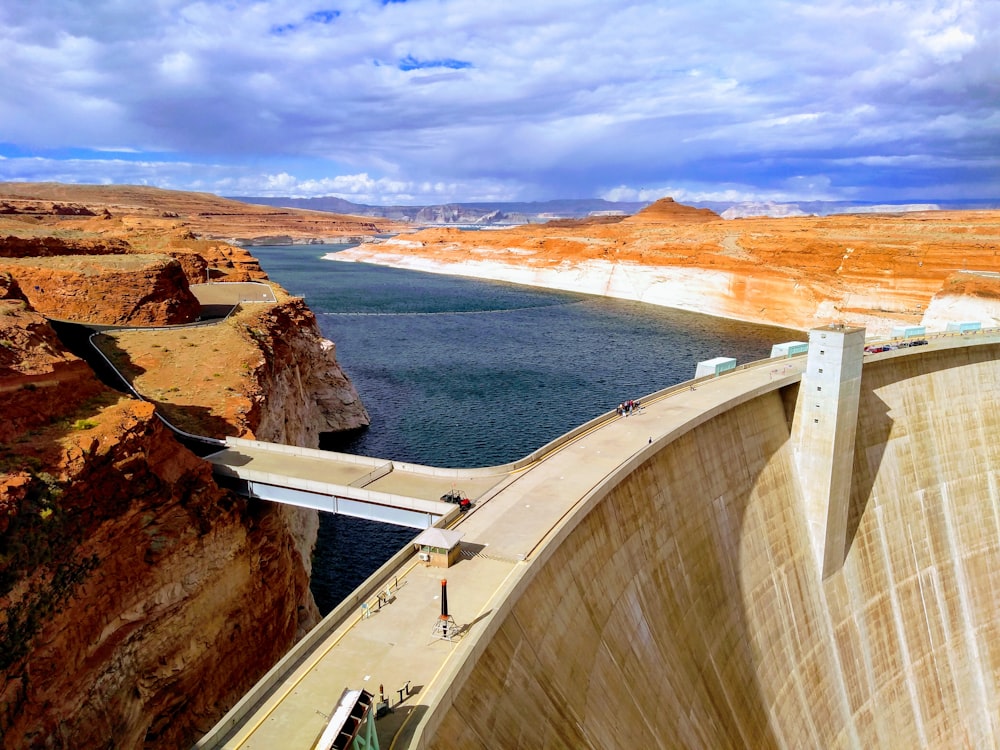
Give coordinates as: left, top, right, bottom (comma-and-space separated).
249, 244, 801, 613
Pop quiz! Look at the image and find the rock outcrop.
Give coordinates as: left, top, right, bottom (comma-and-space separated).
0, 183, 373, 748
921, 272, 1000, 331
0, 291, 346, 747
238, 299, 370, 442
97, 295, 369, 443
0, 254, 202, 326
0, 397, 318, 749
0, 235, 132, 258
620, 196, 721, 224
0, 273, 105, 443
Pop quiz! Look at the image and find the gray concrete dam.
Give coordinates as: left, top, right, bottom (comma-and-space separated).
422, 339, 1000, 748
203, 330, 1000, 749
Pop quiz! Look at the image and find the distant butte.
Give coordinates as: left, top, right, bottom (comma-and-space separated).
621, 196, 721, 223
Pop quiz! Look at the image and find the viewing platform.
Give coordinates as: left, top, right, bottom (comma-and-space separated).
206, 438, 509, 529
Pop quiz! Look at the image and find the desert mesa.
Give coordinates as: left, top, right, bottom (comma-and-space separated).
331, 197, 1000, 335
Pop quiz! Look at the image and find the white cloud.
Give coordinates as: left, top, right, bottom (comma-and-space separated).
917, 24, 976, 63
158, 51, 199, 85
601, 180, 835, 205
0, 0, 997, 202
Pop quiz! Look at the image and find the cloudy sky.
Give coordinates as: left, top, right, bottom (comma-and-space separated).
1, 0, 997, 205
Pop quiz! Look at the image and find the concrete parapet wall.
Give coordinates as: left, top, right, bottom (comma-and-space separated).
422, 344, 1000, 748
349, 460, 394, 487
194, 536, 424, 749
223, 436, 385, 468
503, 352, 806, 474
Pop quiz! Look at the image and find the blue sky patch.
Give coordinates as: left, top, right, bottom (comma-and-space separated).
398, 55, 472, 72
308, 10, 340, 23
272, 9, 340, 34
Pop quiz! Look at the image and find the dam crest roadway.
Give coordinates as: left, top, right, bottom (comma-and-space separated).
198, 325, 1000, 750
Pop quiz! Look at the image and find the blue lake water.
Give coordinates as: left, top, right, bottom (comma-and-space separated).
249, 243, 802, 613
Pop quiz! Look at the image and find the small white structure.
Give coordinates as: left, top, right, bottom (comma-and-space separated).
413, 527, 464, 568
695, 356, 737, 378
770, 341, 809, 358
891, 325, 926, 338
946, 321, 982, 333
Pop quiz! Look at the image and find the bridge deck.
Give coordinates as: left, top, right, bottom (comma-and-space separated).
208, 445, 378, 487
206, 440, 511, 527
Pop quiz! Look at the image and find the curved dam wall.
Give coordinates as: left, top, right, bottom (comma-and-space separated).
424, 343, 1000, 748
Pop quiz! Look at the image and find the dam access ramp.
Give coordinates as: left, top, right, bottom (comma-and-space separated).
205, 437, 509, 529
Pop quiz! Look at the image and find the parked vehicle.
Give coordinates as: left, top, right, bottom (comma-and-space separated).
441, 489, 472, 512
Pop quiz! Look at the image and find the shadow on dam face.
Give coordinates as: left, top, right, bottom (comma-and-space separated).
426, 344, 1000, 749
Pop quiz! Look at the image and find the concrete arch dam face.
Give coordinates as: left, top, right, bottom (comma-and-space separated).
427, 345, 1000, 749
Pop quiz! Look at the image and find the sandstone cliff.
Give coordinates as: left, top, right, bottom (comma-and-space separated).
0, 254, 201, 327
238, 300, 369, 441
0, 185, 373, 748
96, 294, 368, 443
921, 272, 1000, 331
0, 397, 321, 749
332, 199, 1000, 335
0, 273, 105, 444
0, 303, 355, 748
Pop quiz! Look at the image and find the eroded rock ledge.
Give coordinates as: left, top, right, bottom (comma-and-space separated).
0, 194, 370, 748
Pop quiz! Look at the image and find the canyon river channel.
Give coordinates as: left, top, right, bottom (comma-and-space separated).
249, 243, 802, 614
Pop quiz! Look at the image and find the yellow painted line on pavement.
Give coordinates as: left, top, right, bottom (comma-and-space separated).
387, 560, 523, 750
230, 558, 423, 749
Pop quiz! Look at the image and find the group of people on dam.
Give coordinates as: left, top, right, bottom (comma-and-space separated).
617, 399, 642, 417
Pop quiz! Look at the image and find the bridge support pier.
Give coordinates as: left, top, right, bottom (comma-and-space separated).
791, 324, 866, 578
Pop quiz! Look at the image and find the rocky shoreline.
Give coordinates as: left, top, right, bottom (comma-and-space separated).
327, 199, 1000, 336
325, 245, 814, 329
